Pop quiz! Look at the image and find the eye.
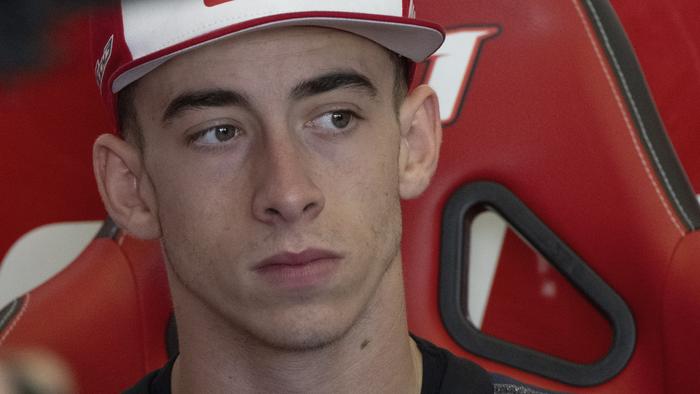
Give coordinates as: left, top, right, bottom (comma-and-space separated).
192, 124, 242, 145
307, 110, 359, 134
327, 111, 352, 129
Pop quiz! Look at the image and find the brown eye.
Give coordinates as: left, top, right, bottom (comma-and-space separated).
330, 111, 351, 129
213, 125, 238, 142
195, 124, 241, 145
307, 110, 359, 135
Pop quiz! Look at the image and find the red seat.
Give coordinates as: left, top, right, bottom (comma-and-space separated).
401, 0, 700, 392
0, 231, 170, 391
2, 1, 700, 393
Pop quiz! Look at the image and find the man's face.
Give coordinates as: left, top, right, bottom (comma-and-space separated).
131, 27, 407, 350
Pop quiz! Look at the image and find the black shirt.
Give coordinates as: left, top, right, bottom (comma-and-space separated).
124, 336, 553, 394
414, 336, 493, 393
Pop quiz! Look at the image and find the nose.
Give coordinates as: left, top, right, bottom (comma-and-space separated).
251, 135, 325, 225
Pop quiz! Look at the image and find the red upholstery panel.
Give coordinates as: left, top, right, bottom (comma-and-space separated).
117, 234, 171, 373
402, 1, 687, 391
0, 238, 149, 392
662, 231, 700, 392
611, 0, 700, 191
0, 233, 170, 392
0, 13, 109, 263
480, 229, 613, 365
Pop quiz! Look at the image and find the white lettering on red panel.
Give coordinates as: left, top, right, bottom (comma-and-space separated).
425, 27, 499, 125
95, 35, 114, 90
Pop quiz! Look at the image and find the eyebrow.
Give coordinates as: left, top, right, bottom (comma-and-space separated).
290, 71, 378, 101
161, 71, 377, 124
162, 89, 251, 124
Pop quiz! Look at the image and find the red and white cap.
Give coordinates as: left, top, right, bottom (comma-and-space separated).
90, 0, 445, 125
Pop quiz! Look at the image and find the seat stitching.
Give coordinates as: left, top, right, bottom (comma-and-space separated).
572, 0, 685, 235
584, 1, 693, 229
0, 293, 30, 347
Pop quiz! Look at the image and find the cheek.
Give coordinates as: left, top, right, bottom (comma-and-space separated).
146, 151, 249, 247
336, 123, 401, 201
323, 128, 403, 237
150, 164, 254, 292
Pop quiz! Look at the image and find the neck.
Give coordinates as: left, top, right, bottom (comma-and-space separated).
169, 254, 422, 394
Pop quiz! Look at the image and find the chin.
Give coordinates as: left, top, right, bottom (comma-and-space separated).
249, 310, 354, 353
257, 327, 347, 353
231, 247, 400, 354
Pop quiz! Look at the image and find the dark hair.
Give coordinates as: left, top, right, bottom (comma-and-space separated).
117, 51, 411, 148
390, 52, 411, 111
117, 79, 144, 148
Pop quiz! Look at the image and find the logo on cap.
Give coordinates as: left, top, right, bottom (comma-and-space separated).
95, 35, 114, 91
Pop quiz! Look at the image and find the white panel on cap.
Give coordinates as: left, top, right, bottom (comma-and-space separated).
121, 0, 403, 60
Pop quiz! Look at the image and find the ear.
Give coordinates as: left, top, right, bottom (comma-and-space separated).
93, 134, 161, 239
397, 84, 443, 199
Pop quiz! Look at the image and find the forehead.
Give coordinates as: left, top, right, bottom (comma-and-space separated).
133, 27, 396, 107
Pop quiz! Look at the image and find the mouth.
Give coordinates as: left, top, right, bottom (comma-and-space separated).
254, 249, 342, 289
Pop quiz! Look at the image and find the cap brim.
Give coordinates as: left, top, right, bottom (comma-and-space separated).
112, 14, 445, 93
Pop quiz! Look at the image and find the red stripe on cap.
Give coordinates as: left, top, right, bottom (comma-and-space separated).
204, 0, 235, 7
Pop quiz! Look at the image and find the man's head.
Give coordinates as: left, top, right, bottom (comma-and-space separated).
91, 1, 444, 352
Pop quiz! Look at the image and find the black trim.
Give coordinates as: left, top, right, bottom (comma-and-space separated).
439, 182, 636, 386
582, 0, 700, 230
95, 216, 120, 239
165, 313, 179, 358
0, 296, 25, 332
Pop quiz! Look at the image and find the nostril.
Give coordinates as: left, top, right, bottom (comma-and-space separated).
302, 202, 317, 213
265, 208, 281, 216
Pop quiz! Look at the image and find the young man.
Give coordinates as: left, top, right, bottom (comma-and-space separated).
91, 1, 549, 393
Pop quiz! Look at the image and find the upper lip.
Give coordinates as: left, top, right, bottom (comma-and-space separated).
254, 248, 341, 269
